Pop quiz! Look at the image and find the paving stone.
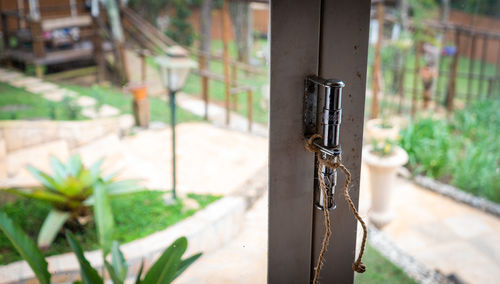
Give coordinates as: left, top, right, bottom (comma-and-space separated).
25, 82, 59, 94
443, 214, 493, 239
98, 104, 120, 117
469, 234, 500, 263
9, 77, 41, 87
42, 89, 68, 102
76, 96, 97, 108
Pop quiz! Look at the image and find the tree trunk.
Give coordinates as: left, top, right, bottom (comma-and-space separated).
200, 0, 213, 55
229, 0, 252, 64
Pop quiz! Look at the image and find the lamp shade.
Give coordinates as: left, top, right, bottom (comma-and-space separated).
155, 48, 197, 92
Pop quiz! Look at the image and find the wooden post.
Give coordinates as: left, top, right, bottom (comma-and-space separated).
247, 89, 253, 132
446, 29, 460, 112
466, 33, 476, 102
92, 16, 105, 83
371, 1, 383, 119
31, 20, 44, 58
397, 66, 406, 114
495, 38, 500, 95
1, 13, 8, 49
199, 54, 209, 120
222, 0, 231, 125
140, 51, 147, 83
478, 35, 488, 98
412, 41, 421, 118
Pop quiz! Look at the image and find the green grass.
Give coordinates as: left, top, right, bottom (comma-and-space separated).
355, 244, 417, 284
399, 98, 500, 203
0, 81, 201, 124
63, 84, 202, 124
0, 82, 85, 120
0, 190, 221, 265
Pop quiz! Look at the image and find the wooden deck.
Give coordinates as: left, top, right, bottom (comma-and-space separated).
5, 41, 111, 65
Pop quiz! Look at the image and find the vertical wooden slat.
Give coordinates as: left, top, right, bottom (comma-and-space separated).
412, 41, 421, 118
247, 89, 252, 132
495, 39, 500, 95
313, 0, 370, 282
371, 1, 383, 119
435, 26, 447, 110
446, 29, 460, 112
222, 0, 231, 125
199, 55, 209, 120
466, 33, 477, 102
478, 35, 488, 98
268, 0, 321, 282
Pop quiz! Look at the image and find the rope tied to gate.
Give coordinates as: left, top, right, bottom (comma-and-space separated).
305, 134, 368, 283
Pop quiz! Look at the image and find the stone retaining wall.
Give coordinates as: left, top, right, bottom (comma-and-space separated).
0, 118, 120, 152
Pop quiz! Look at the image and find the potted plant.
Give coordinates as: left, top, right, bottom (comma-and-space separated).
363, 139, 408, 228
365, 116, 401, 144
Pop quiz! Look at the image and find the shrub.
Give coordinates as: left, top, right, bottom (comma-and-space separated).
399, 98, 500, 202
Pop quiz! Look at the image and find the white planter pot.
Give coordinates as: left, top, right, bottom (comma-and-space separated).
363, 145, 408, 228
365, 118, 400, 143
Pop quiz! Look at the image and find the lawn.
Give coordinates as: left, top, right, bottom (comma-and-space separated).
63, 84, 202, 124
355, 244, 417, 284
0, 190, 220, 265
0, 82, 85, 120
0, 81, 202, 124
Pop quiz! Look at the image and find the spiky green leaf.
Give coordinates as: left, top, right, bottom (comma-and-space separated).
26, 165, 59, 192
37, 210, 70, 249
5, 188, 69, 205
105, 261, 123, 284
106, 180, 144, 196
93, 183, 114, 256
67, 155, 83, 177
66, 231, 103, 284
134, 260, 145, 284
171, 253, 202, 281
0, 211, 51, 284
50, 156, 68, 184
111, 241, 128, 282
141, 237, 187, 284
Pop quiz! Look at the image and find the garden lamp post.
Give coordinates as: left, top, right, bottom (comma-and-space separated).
155, 46, 197, 200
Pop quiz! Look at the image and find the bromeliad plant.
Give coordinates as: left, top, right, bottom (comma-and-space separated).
6, 155, 143, 249
0, 211, 201, 284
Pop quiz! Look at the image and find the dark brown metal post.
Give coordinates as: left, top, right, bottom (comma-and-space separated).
466, 33, 477, 102
268, 0, 320, 282
478, 35, 488, 98
446, 29, 460, 112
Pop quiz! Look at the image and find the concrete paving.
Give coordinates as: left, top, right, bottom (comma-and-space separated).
173, 162, 500, 284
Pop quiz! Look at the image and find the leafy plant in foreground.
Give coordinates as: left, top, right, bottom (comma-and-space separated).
0, 211, 201, 284
6, 155, 143, 249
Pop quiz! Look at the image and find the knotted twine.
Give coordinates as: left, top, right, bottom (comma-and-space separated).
305, 134, 367, 284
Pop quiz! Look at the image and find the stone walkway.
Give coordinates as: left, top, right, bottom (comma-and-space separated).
359, 166, 500, 284
74, 122, 268, 196
0, 68, 119, 119
173, 164, 500, 284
